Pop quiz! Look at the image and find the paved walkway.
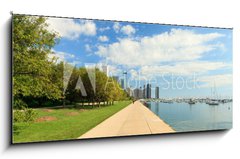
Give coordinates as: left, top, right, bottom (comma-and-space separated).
78, 101, 175, 139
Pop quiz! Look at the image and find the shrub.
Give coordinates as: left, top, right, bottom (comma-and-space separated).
13, 98, 28, 109
13, 108, 38, 123
24, 109, 38, 122
13, 110, 25, 123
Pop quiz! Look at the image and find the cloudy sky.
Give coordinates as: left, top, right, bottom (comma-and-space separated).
46, 17, 232, 98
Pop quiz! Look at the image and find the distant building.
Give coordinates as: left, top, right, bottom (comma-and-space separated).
133, 88, 140, 99
139, 87, 143, 99
126, 87, 133, 97
123, 71, 128, 89
146, 84, 151, 99
155, 86, 159, 99
121, 79, 124, 89
143, 85, 146, 99
133, 87, 144, 99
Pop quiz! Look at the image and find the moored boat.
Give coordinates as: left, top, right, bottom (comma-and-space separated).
188, 99, 196, 105
206, 99, 219, 105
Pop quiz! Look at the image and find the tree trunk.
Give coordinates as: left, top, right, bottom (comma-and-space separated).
63, 99, 65, 108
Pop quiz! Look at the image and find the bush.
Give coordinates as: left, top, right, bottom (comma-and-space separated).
13, 108, 38, 123
13, 98, 28, 109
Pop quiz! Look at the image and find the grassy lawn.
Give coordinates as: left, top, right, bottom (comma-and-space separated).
13, 100, 131, 143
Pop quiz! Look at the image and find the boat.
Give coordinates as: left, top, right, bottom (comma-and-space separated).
162, 99, 173, 104
188, 99, 196, 105
206, 82, 219, 106
206, 99, 219, 105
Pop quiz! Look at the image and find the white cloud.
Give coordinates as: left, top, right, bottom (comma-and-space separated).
197, 74, 232, 88
140, 61, 231, 76
46, 18, 96, 40
99, 26, 110, 32
85, 44, 92, 53
98, 35, 109, 42
48, 50, 75, 63
121, 25, 136, 36
113, 22, 136, 36
108, 65, 122, 76
113, 22, 121, 33
96, 29, 225, 67
129, 69, 139, 79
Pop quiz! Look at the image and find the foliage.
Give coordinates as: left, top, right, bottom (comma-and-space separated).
13, 15, 62, 103
12, 15, 131, 143
13, 98, 28, 109
13, 108, 38, 123
65, 67, 128, 105
12, 15, 128, 110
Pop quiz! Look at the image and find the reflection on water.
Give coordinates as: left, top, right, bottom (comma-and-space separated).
146, 102, 232, 132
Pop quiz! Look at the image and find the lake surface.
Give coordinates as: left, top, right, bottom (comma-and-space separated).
146, 102, 232, 132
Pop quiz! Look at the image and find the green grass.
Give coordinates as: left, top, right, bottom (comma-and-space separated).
13, 101, 131, 143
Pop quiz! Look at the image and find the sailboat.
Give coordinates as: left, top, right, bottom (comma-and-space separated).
206, 99, 219, 105
188, 98, 196, 105
206, 82, 219, 106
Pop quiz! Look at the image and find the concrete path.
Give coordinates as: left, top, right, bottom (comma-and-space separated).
78, 101, 175, 139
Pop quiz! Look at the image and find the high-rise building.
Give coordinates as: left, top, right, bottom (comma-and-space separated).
133, 87, 144, 99
133, 88, 140, 99
123, 71, 127, 89
139, 87, 143, 99
155, 86, 159, 99
146, 84, 151, 99
121, 79, 124, 89
126, 87, 133, 97
143, 85, 146, 99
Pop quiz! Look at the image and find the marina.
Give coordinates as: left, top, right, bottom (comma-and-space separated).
142, 99, 232, 132
141, 98, 232, 105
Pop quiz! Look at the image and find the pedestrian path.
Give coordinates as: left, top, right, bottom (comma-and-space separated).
78, 100, 175, 139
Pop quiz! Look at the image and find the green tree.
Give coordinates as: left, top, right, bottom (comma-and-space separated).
13, 15, 62, 108
95, 69, 109, 106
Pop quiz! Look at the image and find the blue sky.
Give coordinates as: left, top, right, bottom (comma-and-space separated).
46, 17, 232, 98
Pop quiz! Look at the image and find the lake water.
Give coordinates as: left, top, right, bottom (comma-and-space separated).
146, 102, 232, 132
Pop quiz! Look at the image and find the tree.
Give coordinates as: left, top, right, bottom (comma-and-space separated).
95, 69, 109, 106
13, 15, 62, 107
65, 65, 81, 103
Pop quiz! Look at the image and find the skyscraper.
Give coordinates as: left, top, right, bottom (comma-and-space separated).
133, 87, 143, 99
139, 87, 143, 99
146, 84, 151, 99
155, 86, 159, 99
121, 79, 124, 89
143, 85, 146, 99
123, 71, 127, 89
126, 87, 133, 97
133, 88, 140, 99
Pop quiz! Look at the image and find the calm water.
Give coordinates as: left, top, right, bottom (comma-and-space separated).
146, 102, 232, 132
